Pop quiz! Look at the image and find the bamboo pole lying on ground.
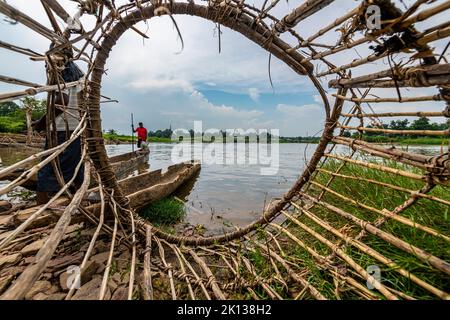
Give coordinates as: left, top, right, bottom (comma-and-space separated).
142, 225, 154, 300
156, 238, 177, 300
65, 176, 106, 300
189, 249, 226, 300
0, 162, 90, 300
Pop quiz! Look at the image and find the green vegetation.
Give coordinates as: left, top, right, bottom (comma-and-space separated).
361, 135, 448, 145
139, 197, 186, 226
103, 131, 172, 143
297, 159, 448, 299
0, 99, 46, 133
279, 136, 320, 143
347, 117, 450, 145
101, 117, 449, 146
240, 158, 449, 299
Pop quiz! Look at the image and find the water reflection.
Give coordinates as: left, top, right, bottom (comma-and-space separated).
0, 143, 445, 233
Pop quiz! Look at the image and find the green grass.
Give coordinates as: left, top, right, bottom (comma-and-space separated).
103, 133, 172, 143
0, 116, 26, 133
361, 135, 449, 145
139, 197, 186, 226
398, 137, 449, 145
301, 159, 450, 299
246, 158, 450, 299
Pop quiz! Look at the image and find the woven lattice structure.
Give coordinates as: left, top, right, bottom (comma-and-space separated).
0, 0, 449, 300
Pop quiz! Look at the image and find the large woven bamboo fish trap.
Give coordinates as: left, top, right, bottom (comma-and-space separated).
0, 0, 449, 300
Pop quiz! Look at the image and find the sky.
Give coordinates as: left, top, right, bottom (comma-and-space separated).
0, 0, 448, 136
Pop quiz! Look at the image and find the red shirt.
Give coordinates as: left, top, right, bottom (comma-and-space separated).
135, 127, 147, 141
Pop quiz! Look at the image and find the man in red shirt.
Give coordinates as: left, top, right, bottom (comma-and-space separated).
133, 122, 148, 148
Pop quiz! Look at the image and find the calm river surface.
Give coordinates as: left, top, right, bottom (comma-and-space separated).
0, 143, 444, 233
105, 143, 444, 232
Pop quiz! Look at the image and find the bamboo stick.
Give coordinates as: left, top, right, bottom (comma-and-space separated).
298, 7, 359, 47
317, 168, 450, 206
189, 250, 226, 300
0, 78, 85, 103
0, 75, 41, 88
156, 238, 177, 300
333, 93, 445, 103
329, 63, 450, 88
0, 40, 43, 57
341, 111, 446, 118
0, 1, 65, 43
1, 162, 90, 300
300, 193, 450, 276
66, 177, 106, 300
41, 0, 70, 22
99, 215, 118, 300
278, 211, 398, 300
127, 206, 137, 300
316, 52, 388, 77
324, 153, 424, 180
273, 0, 335, 33
289, 202, 449, 299
142, 225, 154, 300
398, 0, 450, 29
176, 247, 211, 300
171, 245, 195, 300
310, 180, 450, 241
331, 137, 446, 171
338, 124, 450, 137
417, 26, 450, 46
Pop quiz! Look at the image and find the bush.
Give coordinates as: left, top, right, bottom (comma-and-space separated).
0, 116, 26, 133
139, 197, 186, 225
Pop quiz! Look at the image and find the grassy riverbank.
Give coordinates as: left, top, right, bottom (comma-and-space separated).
361, 135, 449, 145
103, 133, 172, 143
139, 197, 186, 226
244, 159, 449, 299
102, 133, 448, 146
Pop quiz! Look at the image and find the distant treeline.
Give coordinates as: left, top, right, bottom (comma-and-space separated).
345, 117, 450, 144
365, 117, 449, 135
104, 117, 449, 145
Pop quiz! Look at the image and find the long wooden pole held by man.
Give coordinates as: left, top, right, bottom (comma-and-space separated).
131, 113, 134, 152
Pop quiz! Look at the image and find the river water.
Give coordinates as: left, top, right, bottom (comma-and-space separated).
0, 142, 444, 233
106, 143, 444, 232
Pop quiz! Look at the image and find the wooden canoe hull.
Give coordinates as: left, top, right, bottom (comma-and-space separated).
1, 149, 150, 190
6, 161, 201, 230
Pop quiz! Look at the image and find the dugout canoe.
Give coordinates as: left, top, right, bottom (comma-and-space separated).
3, 161, 201, 230
1, 149, 150, 190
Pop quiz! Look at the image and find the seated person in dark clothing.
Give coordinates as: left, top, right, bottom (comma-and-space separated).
34, 92, 84, 205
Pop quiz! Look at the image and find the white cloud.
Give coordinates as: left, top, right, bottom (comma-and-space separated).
248, 88, 260, 102
275, 103, 326, 136
128, 78, 193, 93
277, 103, 321, 116
191, 90, 264, 119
